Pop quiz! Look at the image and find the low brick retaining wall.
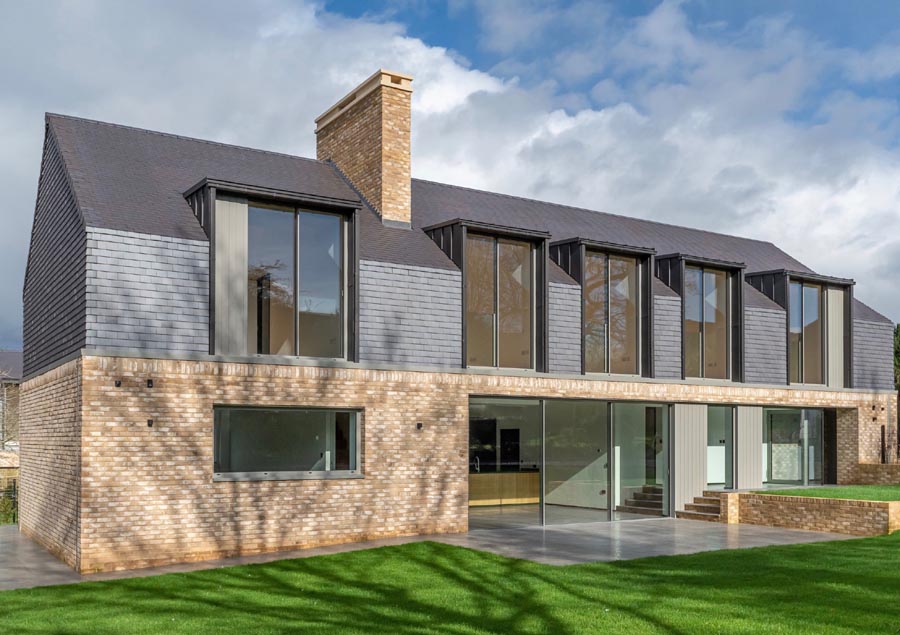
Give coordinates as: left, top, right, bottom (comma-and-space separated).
854, 464, 900, 485
737, 494, 900, 537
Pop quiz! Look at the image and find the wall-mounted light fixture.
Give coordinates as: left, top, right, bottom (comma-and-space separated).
114, 380, 122, 388
147, 419, 154, 428
147, 379, 154, 388
416, 422, 423, 430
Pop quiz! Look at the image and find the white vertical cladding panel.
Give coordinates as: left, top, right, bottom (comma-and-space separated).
736, 406, 763, 489
214, 196, 249, 355
673, 403, 707, 512
827, 287, 845, 388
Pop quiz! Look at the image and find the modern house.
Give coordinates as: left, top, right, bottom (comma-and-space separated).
20, 69, 896, 573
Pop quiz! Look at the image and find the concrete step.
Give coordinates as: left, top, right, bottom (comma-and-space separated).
676, 510, 720, 522
623, 498, 663, 510
616, 505, 665, 516
632, 492, 663, 502
693, 496, 723, 506
684, 502, 721, 514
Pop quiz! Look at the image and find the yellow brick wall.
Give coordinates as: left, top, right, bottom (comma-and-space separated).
316, 83, 411, 225
20, 354, 897, 572
738, 494, 898, 537
18, 359, 81, 568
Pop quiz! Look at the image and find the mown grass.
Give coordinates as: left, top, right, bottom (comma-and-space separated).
2, 533, 900, 634
759, 484, 900, 501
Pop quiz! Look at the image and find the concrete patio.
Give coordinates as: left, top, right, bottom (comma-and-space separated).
0, 519, 854, 591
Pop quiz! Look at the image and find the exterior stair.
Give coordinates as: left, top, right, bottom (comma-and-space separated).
616, 485, 665, 516
676, 491, 723, 522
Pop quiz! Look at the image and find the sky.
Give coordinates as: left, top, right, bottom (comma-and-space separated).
2, 0, 900, 349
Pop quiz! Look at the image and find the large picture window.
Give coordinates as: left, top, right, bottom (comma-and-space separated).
789, 282, 824, 384
584, 252, 640, 374
684, 266, 730, 380
247, 204, 345, 359
214, 407, 360, 481
465, 234, 534, 369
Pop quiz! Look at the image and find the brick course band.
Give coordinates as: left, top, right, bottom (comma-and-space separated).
19, 355, 897, 572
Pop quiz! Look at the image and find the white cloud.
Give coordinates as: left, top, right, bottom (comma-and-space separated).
0, 0, 898, 349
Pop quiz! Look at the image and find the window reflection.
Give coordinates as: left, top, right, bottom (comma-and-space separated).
248, 205, 295, 355
683, 265, 729, 379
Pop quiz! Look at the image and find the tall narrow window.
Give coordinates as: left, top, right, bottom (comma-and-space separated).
683, 265, 730, 379
298, 211, 343, 358
789, 281, 824, 384
247, 204, 345, 358
465, 234, 534, 369
584, 252, 639, 374
248, 204, 296, 355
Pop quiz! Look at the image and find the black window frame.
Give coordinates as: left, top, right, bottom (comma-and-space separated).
656, 254, 745, 382
425, 219, 550, 372
550, 238, 655, 377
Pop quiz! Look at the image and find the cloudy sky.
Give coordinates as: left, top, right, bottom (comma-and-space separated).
2, 0, 900, 349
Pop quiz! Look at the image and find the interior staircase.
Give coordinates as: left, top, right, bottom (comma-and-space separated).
675, 491, 723, 522
616, 485, 665, 516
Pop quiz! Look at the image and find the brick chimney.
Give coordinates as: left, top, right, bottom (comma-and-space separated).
316, 69, 413, 228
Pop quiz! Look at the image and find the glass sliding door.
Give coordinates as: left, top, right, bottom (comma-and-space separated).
707, 406, 734, 489
544, 400, 610, 525
763, 408, 825, 486
612, 403, 670, 520
468, 397, 542, 529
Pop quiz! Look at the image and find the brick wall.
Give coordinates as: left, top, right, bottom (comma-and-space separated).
85, 228, 209, 352
18, 359, 81, 568
22, 353, 897, 572
317, 74, 412, 225
1, 382, 19, 445
358, 260, 461, 365
548, 282, 581, 374
853, 463, 900, 485
738, 493, 899, 537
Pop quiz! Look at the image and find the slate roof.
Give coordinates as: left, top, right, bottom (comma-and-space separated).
0, 351, 22, 382
45, 114, 891, 323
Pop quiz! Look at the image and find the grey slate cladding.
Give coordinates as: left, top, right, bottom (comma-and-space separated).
85, 228, 209, 352
548, 283, 581, 374
358, 260, 461, 366
653, 294, 682, 379
22, 129, 86, 377
744, 307, 787, 385
853, 320, 894, 390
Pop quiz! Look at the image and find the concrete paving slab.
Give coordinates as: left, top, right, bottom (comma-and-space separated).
0, 518, 855, 591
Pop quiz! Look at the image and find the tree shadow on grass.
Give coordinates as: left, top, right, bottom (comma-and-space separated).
3, 536, 900, 634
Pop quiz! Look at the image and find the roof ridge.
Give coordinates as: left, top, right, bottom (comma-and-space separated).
411, 177, 782, 248
45, 113, 326, 166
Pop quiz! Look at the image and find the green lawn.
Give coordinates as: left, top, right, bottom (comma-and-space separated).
759, 484, 900, 501
2, 536, 900, 634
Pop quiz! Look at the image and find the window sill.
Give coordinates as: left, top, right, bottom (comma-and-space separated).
213, 471, 363, 482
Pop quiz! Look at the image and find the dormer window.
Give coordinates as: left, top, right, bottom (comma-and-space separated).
551, 238, 654, 377
747, 270, 852, 387
656, 254, 745, 382
196, 181, 359, 361
425, 219, 550, 371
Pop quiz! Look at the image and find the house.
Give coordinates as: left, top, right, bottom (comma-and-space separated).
19, 69, 896, 573
0, 350, 21, 454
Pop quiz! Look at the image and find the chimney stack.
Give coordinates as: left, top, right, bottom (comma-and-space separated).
316, 69, 413, 228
